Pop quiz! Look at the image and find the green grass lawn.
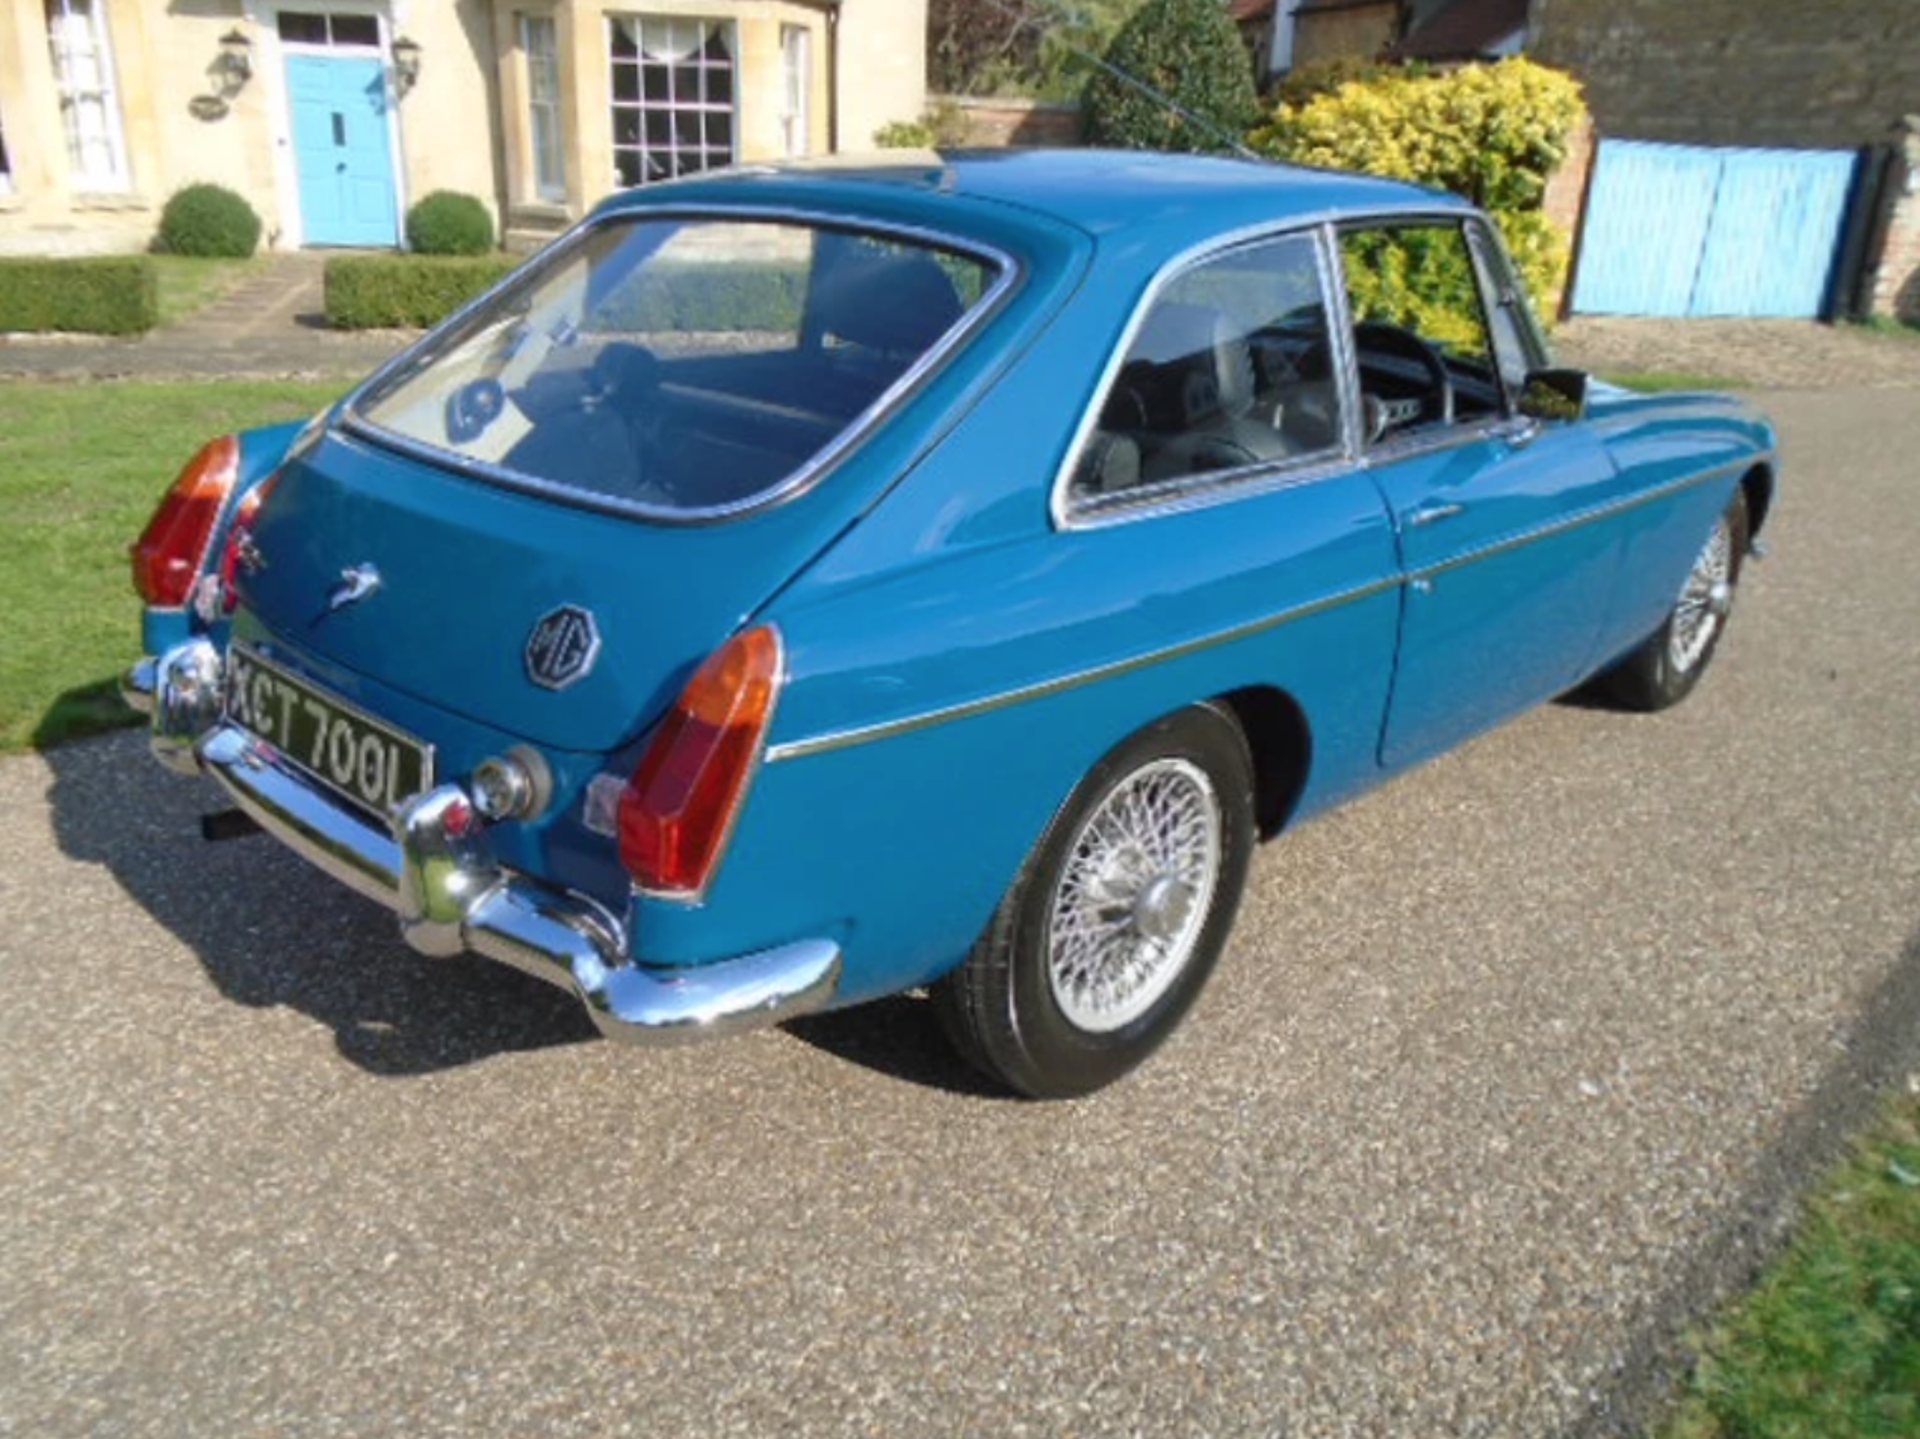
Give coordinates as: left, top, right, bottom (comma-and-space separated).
1658, 1091, 1920, 1438
1604, 371, 1752, 393
0, 378, 344, 752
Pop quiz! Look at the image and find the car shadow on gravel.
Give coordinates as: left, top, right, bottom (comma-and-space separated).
43, 729, 596, 1075
784, 995, 1011, 1099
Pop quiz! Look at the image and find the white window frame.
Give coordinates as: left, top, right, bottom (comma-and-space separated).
520, 12, 566, 202
45, 0, 130, 192
780, 24, 811, 159
607, 15, 739, 188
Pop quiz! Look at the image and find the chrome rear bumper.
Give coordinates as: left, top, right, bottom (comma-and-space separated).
125, 643, 840, 1045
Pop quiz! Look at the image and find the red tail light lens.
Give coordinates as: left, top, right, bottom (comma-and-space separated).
131, 435, 240, 607
619, 625, 784, 897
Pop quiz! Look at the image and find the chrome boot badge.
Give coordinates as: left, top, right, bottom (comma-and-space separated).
526, 605, 601, 690
326, 563, 383, 613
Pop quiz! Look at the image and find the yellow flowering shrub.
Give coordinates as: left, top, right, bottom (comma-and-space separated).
1248, 58, 1586, 317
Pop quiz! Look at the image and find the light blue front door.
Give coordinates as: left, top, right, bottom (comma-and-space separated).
287, 54, 398, 247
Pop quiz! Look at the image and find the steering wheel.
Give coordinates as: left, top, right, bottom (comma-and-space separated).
1352, 321, 1454, 430
1295, 321, 1455, 440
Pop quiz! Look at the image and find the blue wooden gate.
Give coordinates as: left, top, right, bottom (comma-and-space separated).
1571, 140, 1860, 319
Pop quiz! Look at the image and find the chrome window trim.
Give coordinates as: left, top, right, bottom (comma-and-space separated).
340, 204, 1023, 527
1049, 204, 1481, 533
773, 450, 1769, 764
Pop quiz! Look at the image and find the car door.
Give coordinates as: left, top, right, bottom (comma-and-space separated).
1335, 219, 1629, 769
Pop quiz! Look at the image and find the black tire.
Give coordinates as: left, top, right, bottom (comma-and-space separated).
1595, 488, 1750, 713
933, 704, 1256, 1099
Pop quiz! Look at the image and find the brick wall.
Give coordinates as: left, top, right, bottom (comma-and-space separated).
1865, 118, 1920, 321
1528, 0, 1920, 150
933, 97, 1085, 148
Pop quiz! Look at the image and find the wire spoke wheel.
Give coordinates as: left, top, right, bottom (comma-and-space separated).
1046, 758, 1222, 1033
1668, 511, 1735, 675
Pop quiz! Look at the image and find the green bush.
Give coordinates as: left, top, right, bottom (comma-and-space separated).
874, 99, 971, 149
0, 257, 159, 335
1248, 58, 1588, 314
1081, 0, 1259, 153
324, 255, 517, 329
156, 183, 263, 258
405, 191, 496, 256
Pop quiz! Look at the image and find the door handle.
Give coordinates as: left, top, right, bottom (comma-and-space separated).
1406, 501, 1466, 528
332, 112, 346, 146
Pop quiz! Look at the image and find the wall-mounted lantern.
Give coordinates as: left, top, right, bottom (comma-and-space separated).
392, 35, 423, 95
216, 28, 254, 90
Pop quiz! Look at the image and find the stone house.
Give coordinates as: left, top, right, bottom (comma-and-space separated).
0, 0, 926, 257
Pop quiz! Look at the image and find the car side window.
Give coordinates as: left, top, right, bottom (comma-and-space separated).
1067, 232, 1344, 510
1336, 222, 1508, 445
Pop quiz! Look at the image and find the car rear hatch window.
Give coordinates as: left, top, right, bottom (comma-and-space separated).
348, 213, 1007, 520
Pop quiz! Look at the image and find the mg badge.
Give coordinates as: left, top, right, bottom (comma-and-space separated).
526, 605, 601, 690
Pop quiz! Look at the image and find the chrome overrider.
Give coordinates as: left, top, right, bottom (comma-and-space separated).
122, 639, 841, 1044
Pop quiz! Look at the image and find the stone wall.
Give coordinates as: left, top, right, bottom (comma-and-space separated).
1528, 0, 1920, 151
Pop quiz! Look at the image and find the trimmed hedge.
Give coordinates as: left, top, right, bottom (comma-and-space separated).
0, 257, 159, 335
598, 265, 808, 333
324, 254, 517, 329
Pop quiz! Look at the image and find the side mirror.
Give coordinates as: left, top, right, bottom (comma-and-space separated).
1518, 368, 1589, 423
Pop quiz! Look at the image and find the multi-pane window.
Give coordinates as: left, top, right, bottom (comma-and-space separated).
608, 16, 736, 188
277, 12, 381, 47
780, 24, 811, 159
45, 0, 128, 190
521, 14, 566, 202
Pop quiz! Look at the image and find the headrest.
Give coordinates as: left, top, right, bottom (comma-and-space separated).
811, 251, 963, 355
1129, 302, 1255, 421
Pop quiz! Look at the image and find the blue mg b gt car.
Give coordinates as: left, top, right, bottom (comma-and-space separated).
125, 152, 1776, 1097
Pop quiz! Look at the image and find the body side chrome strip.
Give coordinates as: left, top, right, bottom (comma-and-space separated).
766, 571, 1403, 763
770, 450, 1771, 764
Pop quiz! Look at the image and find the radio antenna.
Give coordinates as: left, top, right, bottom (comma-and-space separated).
964, 0, 1262, 161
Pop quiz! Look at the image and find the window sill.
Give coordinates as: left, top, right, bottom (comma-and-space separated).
72, 191, 151, 213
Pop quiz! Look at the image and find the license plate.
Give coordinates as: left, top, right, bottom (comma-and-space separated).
225, 642, 433, 817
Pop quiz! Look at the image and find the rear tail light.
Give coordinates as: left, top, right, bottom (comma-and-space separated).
619, 625, 784, 897
131, 435, 240, 607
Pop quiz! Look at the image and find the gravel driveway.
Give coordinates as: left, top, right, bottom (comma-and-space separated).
3, 389, 1918, 1438
1555, 315, 1920, 389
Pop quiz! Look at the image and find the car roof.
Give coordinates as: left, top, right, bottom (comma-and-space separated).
595, 149, 1469, 255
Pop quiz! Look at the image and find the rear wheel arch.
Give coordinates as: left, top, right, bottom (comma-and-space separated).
1214, 684, 1311, 840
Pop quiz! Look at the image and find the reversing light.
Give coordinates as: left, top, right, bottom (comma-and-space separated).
618, 625, 784, 898
131, 435, 240, 608
216, 473, 279, 612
